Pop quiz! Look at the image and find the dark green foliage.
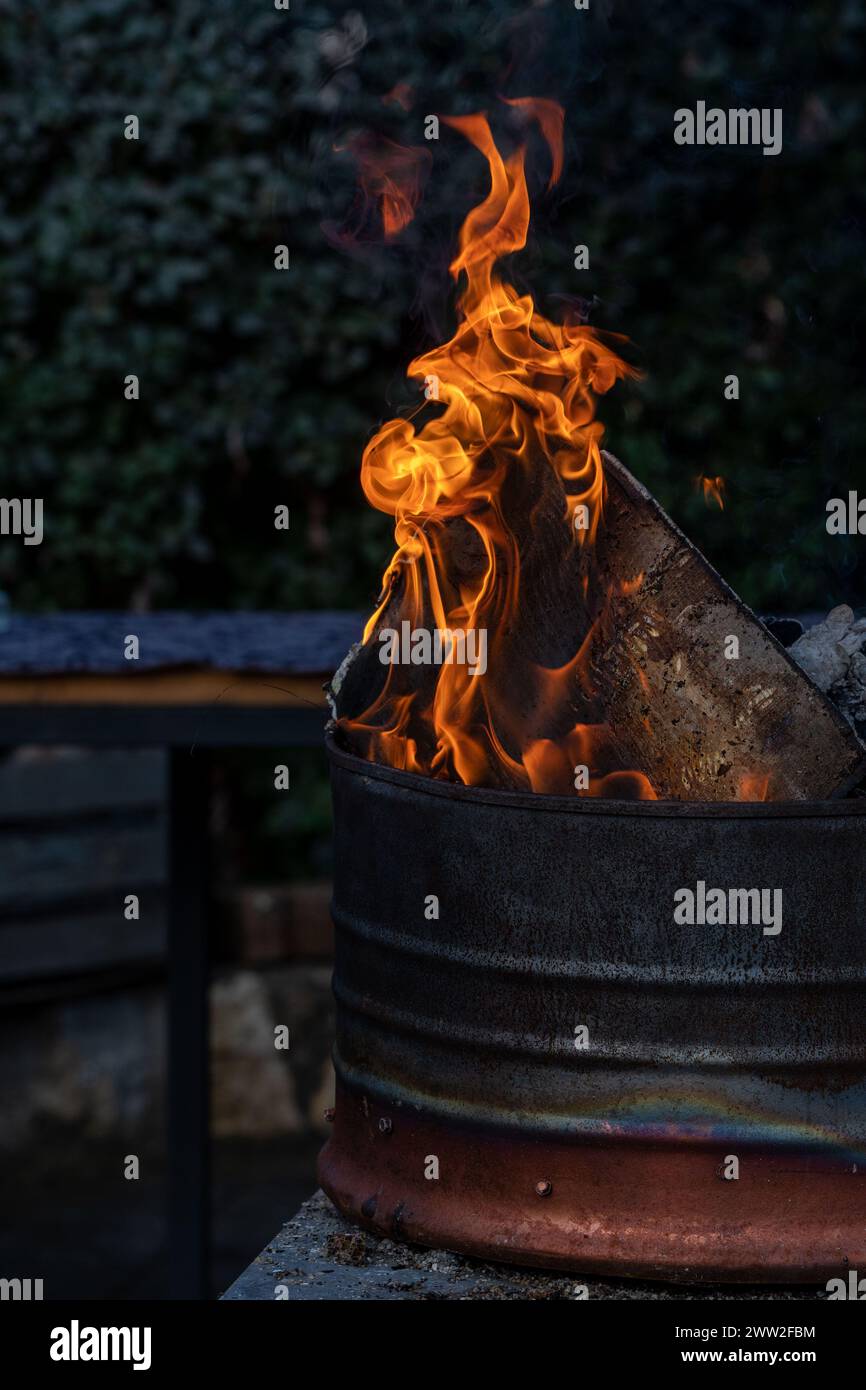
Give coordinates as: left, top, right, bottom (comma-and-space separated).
1, 0, 864, 613
216, 747, 333, 881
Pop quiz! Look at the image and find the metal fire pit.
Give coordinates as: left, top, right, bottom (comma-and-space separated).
318, 734, 866, 1283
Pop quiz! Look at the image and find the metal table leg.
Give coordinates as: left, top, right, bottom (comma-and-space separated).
167, 747, 210, 1299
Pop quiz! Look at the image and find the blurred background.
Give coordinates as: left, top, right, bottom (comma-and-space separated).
0, 0, 864, 1297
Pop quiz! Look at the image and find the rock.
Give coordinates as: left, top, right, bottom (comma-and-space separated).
210, 972, 301, 1138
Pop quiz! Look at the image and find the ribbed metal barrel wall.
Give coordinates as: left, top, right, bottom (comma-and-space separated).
318, 737, 866, 1281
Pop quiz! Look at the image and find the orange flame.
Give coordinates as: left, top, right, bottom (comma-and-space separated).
499, 96, 564, 188
738, 772, 770, 802
340, 104, 654, 798
332, 134, 430, 243
696, 474, 726, 510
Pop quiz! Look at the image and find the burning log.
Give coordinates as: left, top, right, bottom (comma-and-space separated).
329, 452, 594, 790
331, 450, 866, 801
590, 454, 866, 801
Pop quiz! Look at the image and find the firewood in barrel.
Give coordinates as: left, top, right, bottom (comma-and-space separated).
330, 445, 598, 790
588, 453, 866, 801
328, 100, 866, 801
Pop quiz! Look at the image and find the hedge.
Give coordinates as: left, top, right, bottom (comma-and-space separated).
1, 0, 863, 615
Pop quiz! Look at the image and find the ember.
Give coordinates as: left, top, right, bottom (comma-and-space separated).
696, 474, 726, 510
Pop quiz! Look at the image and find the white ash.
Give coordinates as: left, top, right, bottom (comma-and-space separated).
789, 605, 866, 733
325, 640, 363, 722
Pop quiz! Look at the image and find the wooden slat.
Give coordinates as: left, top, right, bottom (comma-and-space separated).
0, 749, 165, 822
0, 823, 165, 913
591, 453, 866, 800
0, 906, 166, 981
0, 704, 327, 747
0, 670, 329, 707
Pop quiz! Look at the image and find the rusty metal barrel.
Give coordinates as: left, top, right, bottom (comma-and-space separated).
318, 734, 866, 1282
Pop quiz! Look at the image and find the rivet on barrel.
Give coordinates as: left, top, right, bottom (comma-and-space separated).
535, 1180, 553, 1198
378, 1117, 393, 1136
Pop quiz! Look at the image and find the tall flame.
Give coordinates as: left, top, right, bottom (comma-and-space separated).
340, 104, 655, 799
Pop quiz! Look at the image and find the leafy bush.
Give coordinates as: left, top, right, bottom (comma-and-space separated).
1, 0, 863, 614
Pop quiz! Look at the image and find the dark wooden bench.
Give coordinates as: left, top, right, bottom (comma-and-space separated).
0, 748, 167, 987
0, 610, 361, 1299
